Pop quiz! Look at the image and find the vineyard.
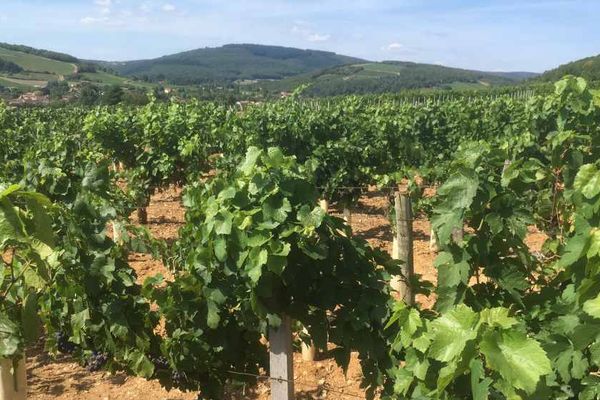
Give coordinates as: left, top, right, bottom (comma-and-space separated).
1, 76, 600, 399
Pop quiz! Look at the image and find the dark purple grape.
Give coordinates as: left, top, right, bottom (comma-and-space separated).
151, 356, 169, 370
86, 351, 109, 372
55, 332, 76, 354
171, 370, 186, 386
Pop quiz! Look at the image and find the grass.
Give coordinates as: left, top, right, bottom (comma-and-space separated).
360, 63, 405, 75
448, 81, 491, 90
0, 47, 75, 75
80, 71, 128, 85
0, 76, 46, 89
0, 47, 153, 91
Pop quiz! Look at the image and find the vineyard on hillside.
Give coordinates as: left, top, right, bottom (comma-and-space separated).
1, 76, 600, 399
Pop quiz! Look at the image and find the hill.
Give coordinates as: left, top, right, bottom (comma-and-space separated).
538, 54, 600, 82
0, 42, 544, 98
99, 44, 364, 85
260, 61, 536, 96
0, 44, 149, 91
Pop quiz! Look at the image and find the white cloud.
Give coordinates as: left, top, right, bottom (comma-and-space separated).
80, 14, 126, 27
291, 23, 331, 43
162, 3, 176, 12
385, 42, 404, 51
80, 16, 106, 25
308, 33, 331, 42
94, 0, 112, 6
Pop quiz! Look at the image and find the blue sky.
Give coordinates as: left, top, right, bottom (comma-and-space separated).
1, 0, 599, 72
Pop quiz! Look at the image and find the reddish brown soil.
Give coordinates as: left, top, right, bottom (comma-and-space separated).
26, 186, 544, 399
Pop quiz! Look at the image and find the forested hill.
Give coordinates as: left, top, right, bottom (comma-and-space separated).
261, 61, 537, 96
537, 54, 600, 82
97, 44, 365, 85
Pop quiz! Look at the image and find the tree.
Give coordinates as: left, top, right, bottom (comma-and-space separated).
79, 83, 100, 106
43, 80, 70, 100
102, 85, 124, 105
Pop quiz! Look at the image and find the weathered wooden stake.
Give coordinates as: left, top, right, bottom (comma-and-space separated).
342, 207, 352, 226
300, 327, 316, 362
429, 228, 439, 251
112, 221, 122, 245
298, 200, 330, 362
137, 207, 148, 225
0, 357, 27, 400
391, 191, 414, 305
318, 199, 329, 213
269, 316, 294, 400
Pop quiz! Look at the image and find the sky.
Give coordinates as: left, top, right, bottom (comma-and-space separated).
1, 0, 599, 72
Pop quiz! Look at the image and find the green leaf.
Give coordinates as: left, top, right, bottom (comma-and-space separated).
262, 196, 292, 223
480, 330, 551, 394
0, 185, 21, 200
22, 292, 41, 344
437, 170, 479, 211
583, 295, 600, 318
214, 236, 227, 262
247, 231, 272, 247
207, 301, 220, 329
479, 308, 517, 329
129, 350, 154, 378
247, 248, 268, 283
0, 198, 25, 247
23, 194, 55, 248
265, 147, 286, 168
240, 147, 262, 175
217, 186, 237, 201
574, 164, 600, 199
297, 205, 325, 228
0, 314, 20, 358
214, 212, 233, 235
587, 228, 600, 259
428, 304, 478, 362
470, 358, 491, 400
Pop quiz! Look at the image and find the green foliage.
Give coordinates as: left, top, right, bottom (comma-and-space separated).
43, 80, 70, 100
78, 83, 100, 106
108, 44, 363, 85
0, 185, 55, 359
102, 84, 124, 105
3, 74, 600, 400
165, 147, 397, 398
0, 42, 79, 63
265, 61, 529, 96
384, 76, 600, 399
539, 54, 600, 82
0, 58, 23, 74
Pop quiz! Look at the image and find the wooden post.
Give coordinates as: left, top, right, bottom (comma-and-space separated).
112, 221, 122, 245
430, 228, 439, 251
319, 199, 329, 213
298, 199, 330, 362
0, 357, 27, 400
269, 316, 294, 400
137, 207, 148, 225
391, 191, 414, 305
300, 327, 316, 362
342, 207, 352, 226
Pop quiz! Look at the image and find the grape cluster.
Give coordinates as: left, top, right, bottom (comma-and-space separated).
150, 356, 169, 370
55, 332, 76, 354
86, 351, 109, 372
171, 370, 186, 387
